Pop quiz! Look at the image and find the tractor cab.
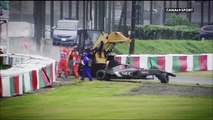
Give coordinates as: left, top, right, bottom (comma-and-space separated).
76, 29, 102, 55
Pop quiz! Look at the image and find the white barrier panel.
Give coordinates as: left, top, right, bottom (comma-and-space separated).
2, 76, 11, 97
23, 72, 32, 93
207, 54, 213, 70
165, 55, 173, 73
140, 55, 148, 69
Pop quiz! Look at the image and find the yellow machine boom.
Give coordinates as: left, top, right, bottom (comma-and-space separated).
92, 32, 131, 64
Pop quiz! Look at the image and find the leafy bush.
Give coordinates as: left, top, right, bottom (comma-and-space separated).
126, 15, 199, 40
135, 25, 199, 40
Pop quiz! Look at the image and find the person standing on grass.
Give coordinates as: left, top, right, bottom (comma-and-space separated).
58, 44, 70, 78
68, 47, 74, 76
80, 51, 93, 81
70, 46, 80, 78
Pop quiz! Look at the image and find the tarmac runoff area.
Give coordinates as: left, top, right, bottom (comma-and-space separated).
156, 76, 213, 85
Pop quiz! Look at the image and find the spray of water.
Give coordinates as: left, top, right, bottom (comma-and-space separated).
1, 22, 62, 62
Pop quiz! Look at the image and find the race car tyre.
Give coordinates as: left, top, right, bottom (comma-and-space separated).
96, 70, 110, 81
159, 73, 169, 83
96, 70, 106, 80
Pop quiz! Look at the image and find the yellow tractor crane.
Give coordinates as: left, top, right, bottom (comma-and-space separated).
76, 30, 131, 77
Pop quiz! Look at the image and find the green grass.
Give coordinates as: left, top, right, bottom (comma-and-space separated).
176, 71, 213, 78
114, 39, 213, 54
0, 80, 212, 120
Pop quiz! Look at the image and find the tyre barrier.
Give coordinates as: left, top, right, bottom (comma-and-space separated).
0, 53, 57, 97
114, 54, 213, 73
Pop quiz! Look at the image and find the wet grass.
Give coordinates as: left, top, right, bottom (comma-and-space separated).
0, 80, 212, 120
114, 39, 213, 54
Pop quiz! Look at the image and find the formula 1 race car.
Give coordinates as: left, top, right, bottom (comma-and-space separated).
96, 58, 176, 83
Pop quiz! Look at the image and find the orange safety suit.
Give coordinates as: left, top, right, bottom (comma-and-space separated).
58, 47, 69, 77
71, 50, 79, 78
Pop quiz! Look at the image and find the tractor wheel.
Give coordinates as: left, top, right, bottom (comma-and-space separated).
159, 73, 169, 83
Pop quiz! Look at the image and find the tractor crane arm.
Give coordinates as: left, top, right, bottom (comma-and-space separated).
91, 32, 131, 64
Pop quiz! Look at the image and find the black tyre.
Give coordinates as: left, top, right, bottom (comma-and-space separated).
96, 70, 105, 80
159, 73, 169, 83
96, 70, 109, 80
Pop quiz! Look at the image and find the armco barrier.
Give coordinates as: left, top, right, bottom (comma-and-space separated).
114, 54, 213, 73
0, 53, 57, 97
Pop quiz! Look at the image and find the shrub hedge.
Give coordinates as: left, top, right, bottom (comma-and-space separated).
134, 25, 200, 40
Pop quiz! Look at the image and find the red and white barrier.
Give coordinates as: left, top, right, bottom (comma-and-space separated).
0, 53, 57, 97
115, 54, 213, 73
